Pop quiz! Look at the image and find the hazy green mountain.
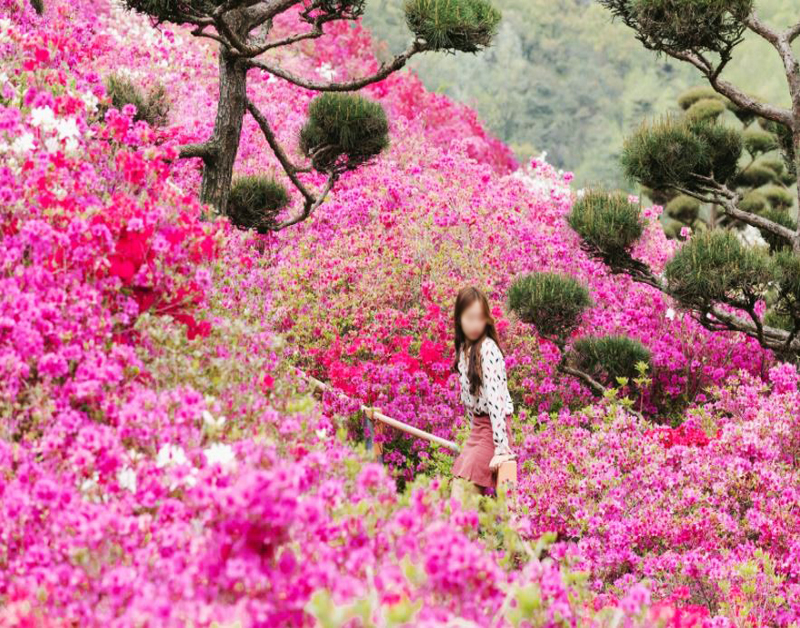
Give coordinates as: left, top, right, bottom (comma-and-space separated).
363, 0, 798, 190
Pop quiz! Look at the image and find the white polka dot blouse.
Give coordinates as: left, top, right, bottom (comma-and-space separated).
457, 336, 514, 456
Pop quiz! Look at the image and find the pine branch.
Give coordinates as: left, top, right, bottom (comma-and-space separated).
245, 97, 338, 231
787, 21, 800, 43
247, 40, 426, 91
179, 142, 216, 160
670, 49, 793, 127
558, 364, 607, 395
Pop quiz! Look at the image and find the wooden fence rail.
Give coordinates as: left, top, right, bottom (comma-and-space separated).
294, 367, 517, 488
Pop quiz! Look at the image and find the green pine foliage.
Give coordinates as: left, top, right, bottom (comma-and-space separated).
102, 74, 170, 127
507, 272, 592, 342
227, 175, 290, 232
621, 114, 742, 194
571, 335, 652, 386
121, 0, 218, 23
567, 189, 644, 269
299, 93, 390, 174
665, 229, 772, 308
403, 0, 502, 52
598, 0, 753, 55
30, 0, 44, 14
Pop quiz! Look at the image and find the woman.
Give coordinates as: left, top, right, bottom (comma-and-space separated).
450, 286, 516, 498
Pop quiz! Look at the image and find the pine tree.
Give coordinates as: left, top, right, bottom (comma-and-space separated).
646, 85, 797, 238
121, 0, 501, 230
568, 0, 800, 361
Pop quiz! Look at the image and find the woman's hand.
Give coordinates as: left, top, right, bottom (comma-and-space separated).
489, 449, 516, 472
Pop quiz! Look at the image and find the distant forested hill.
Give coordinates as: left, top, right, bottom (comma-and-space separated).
363, 0, 798, 190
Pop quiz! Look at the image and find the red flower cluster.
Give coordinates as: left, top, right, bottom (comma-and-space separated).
645, 423, 715, 449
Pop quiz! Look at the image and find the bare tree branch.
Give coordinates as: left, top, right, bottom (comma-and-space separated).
673, 185, 797, 242
245, 97, 313, 200
179, 142, 216, 160
247, 41, 426, 91
787, 21, 800, 43
268, 175, 337, 231
670, 50, 793, 127
559, 365, 607, 395
245, 97, 338, 230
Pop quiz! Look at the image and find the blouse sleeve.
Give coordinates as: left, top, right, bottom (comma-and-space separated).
481, 339, 512, 455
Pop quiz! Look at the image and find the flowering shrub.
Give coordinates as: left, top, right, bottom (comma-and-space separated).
1, 0, 798, 625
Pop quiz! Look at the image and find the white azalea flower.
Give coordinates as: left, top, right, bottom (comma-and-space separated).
43, 136, 59, 153
317, 62, 336, 81
81, 91, 99, 113
665, 308, 676, 320
204, 442, 236, 468
56, 117, 80, 140
11, 132, 35, 155
315, 427, 328, 439
80, 471, 100, 493
30, 106, 56, 131
117, 467, 137, 493
156, 443, 189, 468
64, 137, 79, 154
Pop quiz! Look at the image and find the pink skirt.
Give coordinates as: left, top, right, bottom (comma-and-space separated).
452, 413, 513, 489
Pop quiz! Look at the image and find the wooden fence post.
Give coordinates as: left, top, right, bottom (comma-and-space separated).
497, 460, 517, 489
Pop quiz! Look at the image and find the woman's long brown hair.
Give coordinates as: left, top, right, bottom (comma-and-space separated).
451, 286, 504, 396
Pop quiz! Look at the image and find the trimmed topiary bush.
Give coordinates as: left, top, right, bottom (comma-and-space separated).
567, 190, 644, 269
685, 98, 727, 121
665, 194, 701, 224
733, 164, 776, 188
403, 0, 501, 53
738, 190, 767, 214
300, 93, 390, 174
507, 272, 592, 342
743, 127, 779, 157
227, 175, 290, 232
759, 184, 795, 211
571, 335, 652, 386
677, 86, 725, 111
599, 0, 752, 55
622, 114, 742, 193
665, 228, 772, 308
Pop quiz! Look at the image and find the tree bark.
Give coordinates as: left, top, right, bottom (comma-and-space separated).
200, 47, 247, 215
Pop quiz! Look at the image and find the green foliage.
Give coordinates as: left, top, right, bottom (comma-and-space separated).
677, 86, 724, 110
760, 184, 795, 210
227, 175, 290, 232
103, 74, 170, 127
403, 0, 501, 52
300, 93, 389, 174
30, 0, 44, 14
507, 272, 592, 341
768, 249, 800, 326
758, 208, 796, 252
121, 0, 219, 23
743, 127, 779, 157
622, 114, 741, 192
733, 164, 776, 188
567, 190, 644, 268
665, 229, 772, 308
760, 119, 797, 178
599, 0, 752, 55
314, 0, 366, 19
738, 190, 766, 214
571, 335, 652, 387
665, 194, 700, 224
685, 97, 726, 121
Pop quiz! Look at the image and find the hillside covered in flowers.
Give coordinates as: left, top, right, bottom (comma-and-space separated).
1, 0, 799, 626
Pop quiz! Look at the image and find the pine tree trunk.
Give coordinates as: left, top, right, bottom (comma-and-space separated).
200, 47, 247, 216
